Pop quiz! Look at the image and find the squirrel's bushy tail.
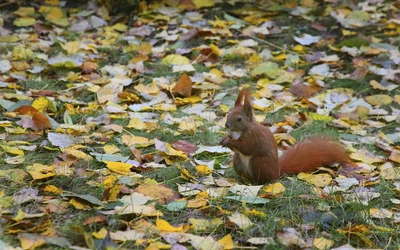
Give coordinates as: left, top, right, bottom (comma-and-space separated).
279, 136, 348, 176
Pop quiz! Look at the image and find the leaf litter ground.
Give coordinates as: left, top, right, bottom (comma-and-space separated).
0, 0, 400, 249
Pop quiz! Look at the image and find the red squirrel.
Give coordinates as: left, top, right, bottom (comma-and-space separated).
220, 88, 349, 184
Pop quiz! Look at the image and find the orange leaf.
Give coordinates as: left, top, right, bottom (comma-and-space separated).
172, 73, 192, 97
32, 112, 52, 131
14, 105, 40, 115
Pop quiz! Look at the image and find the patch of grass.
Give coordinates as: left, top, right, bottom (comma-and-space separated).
47, 42, 65, 57
290, 120, 340, 141
97, 47, 134, 67
144, 165, 183, 187
143, 62, 172, 79
23, 148, 61, 167
21, 79, 65, 91
262, 108, 292, 124
222, 54, 246, 64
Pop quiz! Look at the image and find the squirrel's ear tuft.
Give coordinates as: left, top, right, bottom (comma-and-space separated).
243, 89, 253, 120
234, 89, 246, 107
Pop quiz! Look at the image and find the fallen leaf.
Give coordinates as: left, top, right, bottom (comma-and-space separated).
172, 73, 192, 97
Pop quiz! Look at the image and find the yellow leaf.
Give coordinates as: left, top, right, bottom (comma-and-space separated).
273, 53, 286, 61
112, 23, 128, 32
196, 165, 212, 175
43, 185, 63, 195
106, 184, 121, 201
121, 134, 154, 147
210, 44, 222, 56
192, 0, 214, 8
313, 237, 334, 250
92, 228, 108, 239
155, 103, 177, 111
180, 168, 196, 181
189, 218, 223, 231
394, 95, 400, 105
19, 233, 46, 250
13, 209, 26, 222
309, 112, 333, 122
26, 164, 55, 180
162, 54, 190, 65
220, 104, 230, 113
293, 45, 306, 53
62, 148, 93, 161
146, 242, 172, 249
389, 149, 400, 163
103, 144, 120, 154
69, 197, 91, 210
364, 94, 392, 106
178, 117, 196, 132
156, 219, 183, 232
165, 143, 188, 159
0, 35, 20, 43
104, 161, 133, 175
43, 7, 64, 20
342, 29, 356, 36
12, 46, 33, 60
134, 82, 160, 95
127, 118, 146, 130
350, 149, 385, 164
248, 53, 262, 64
32, 96, 50, 112
298, 173, 332, 187
103, 175, 118, 188
1, 145, 24, 155
261, 182, 285, 197
218, 234, 234, 250
61, 41, 80, 54
13, 17, 36, 27
14, 7, 35, 17
186, 197, 208, 208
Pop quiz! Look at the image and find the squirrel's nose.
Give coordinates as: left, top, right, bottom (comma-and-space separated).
225, 122, 230, 128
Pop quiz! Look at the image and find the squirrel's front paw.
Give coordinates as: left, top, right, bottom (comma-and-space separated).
220, 136, 231, 147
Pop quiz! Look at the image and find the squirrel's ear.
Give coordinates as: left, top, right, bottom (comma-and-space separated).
243, 89, 253, 120
234, 89, 246, 107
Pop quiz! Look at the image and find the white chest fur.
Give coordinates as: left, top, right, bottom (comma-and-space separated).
237, 152, 252, 177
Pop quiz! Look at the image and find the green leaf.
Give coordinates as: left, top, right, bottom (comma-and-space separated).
225, 195, 269, 204
62, 194, 104, 206
166, 201, 187, 211
336, 37, 370, 48
250, 62, 280, 79
91, 153, 130, 162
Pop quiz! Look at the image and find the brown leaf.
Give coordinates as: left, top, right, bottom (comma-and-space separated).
181, 28, 199, 41
83, 214, 108, 226
44, 203, 69, 214
14, 105, 40, 115
172, 73, 192, 97
32, 113, 52, 131
389, 149, 400, 163
81, 61, 98, 73
14, 105, 52, 131
289, 83, 320, 98
130, 147, 143, 163
171, 140, 196, 155
135, 184, 180, 204
31, 90, 56, 97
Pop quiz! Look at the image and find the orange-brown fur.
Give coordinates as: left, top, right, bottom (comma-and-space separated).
221, 89, 349, 184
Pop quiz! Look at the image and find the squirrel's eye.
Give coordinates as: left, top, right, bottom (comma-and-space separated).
237, 116, 242, 122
